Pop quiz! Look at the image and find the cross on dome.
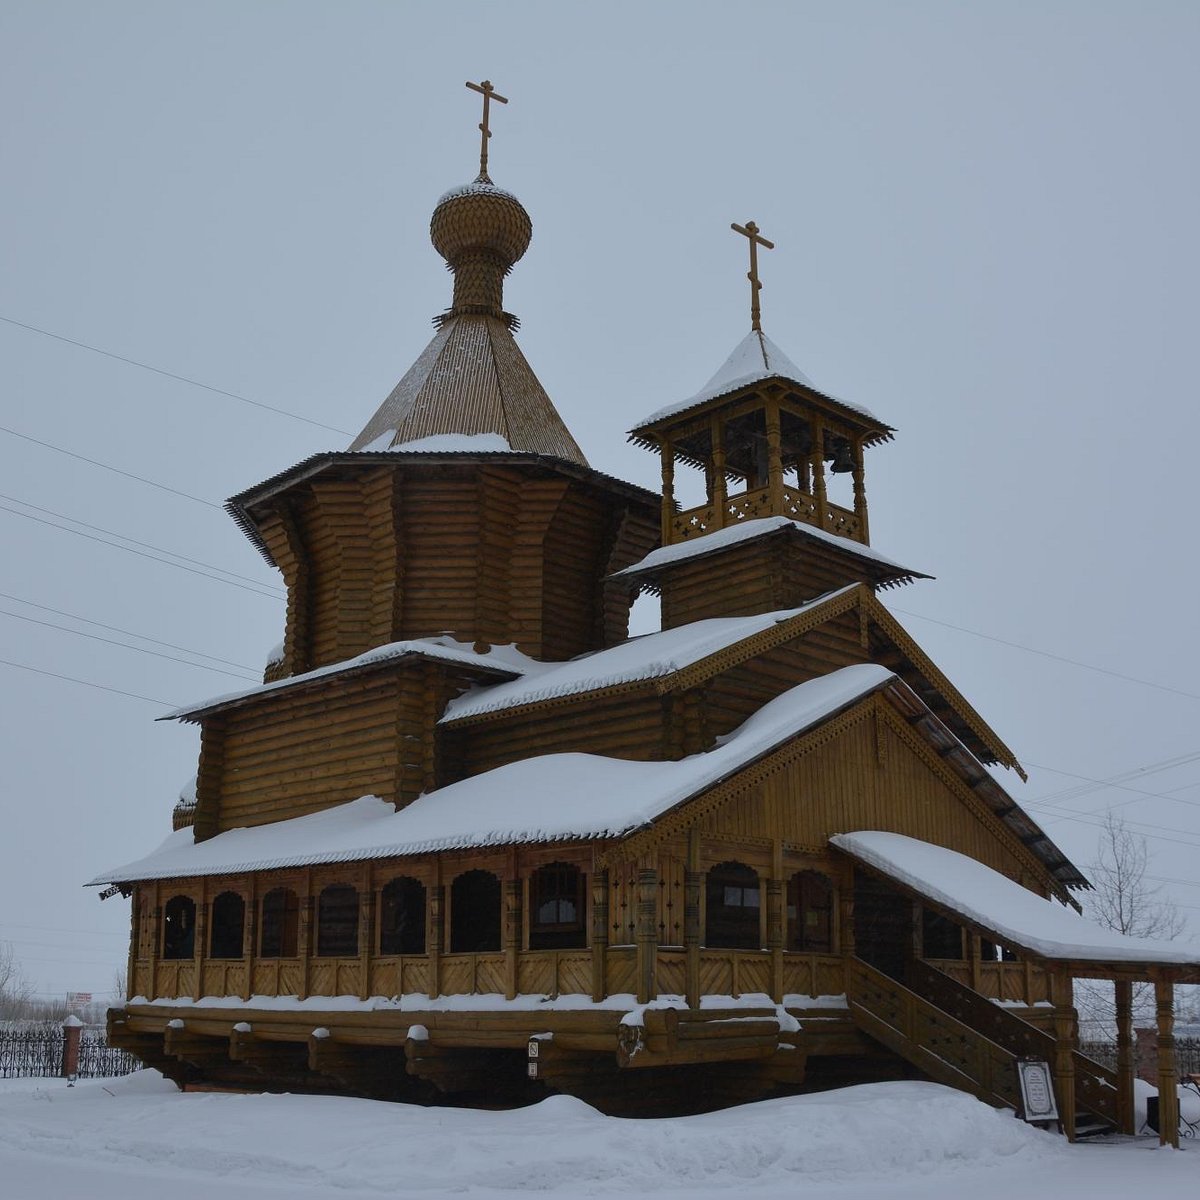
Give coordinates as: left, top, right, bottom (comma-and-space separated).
466, 79, 509, 182
731, 220, 775, 333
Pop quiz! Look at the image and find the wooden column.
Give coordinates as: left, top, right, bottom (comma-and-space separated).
192, 888, 208, 1002
636, 863, 659, 1004
659, 440, 676, 544
766, 399, 784, 513
359, 865, 374, 1001
428, 861, 442, 1000
1154, 974, 1179, 1148
125, 889, 139, 1002
590, 868, 609, 1002
504, 871, 522, 1001
809, 419, 828, 530
710, 415, 727, 529
242, 875, 256, 1001
1114, 978, 1136, 1135
968, 934, 983, 993
851, 438, 869, 542
149, 882, 160, 1000
766, 878, 784, 1004
299, 871, 313, 1000
684, 830, 702, 1009
1049, 969, 1077, 1141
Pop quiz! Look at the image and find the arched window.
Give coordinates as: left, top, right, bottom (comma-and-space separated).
705, 861, 761, 950
162, 895, 196, 960
530, 863, 586, 950
450, 870, 501, 953
317, 885, 360, 957
209, 891, 245, 959
379, 877, 426, 955
787, 870, 834, 953
260, 887, 299, 958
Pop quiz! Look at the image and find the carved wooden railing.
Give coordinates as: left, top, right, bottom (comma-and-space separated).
671, 486, 863, 544
908, 960, 1118, 1128
847, 957, 1021, 1110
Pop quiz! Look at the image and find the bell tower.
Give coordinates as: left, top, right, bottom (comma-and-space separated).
623, 222, 926, 628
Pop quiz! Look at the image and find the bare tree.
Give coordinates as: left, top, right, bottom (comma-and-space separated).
0, 940, 34, 1020
1075, 813, 1187, 1038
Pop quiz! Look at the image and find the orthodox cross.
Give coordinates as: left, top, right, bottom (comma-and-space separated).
731, 220, 775, 332
466, 79, 508, 181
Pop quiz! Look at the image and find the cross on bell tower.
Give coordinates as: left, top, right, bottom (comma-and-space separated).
466, 79, 509, 182
731, 220, 775, 333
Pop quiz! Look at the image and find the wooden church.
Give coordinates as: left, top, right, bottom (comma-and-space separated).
96, 83, 1198, 1139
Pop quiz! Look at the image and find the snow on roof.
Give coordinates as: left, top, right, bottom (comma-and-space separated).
437, 178, 523, 206
90, 665, 894, 885
165, 636, 537, 722
177, 775, 197, 809
612, 516, 925, 581
442, 587, 859, 724
265, 640, 285, 667
361, 431, 514, 454
633, 329, 883, 430
831, 832, 1200, 967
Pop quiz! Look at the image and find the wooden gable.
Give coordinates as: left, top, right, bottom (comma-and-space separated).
610, 690, 1061, 901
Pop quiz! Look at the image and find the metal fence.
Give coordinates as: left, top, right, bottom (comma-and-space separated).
0, 1025, 139, 1080
1079, 1038, 1200, 1076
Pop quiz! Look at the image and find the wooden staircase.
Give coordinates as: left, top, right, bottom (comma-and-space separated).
846, 957, 1118, 1137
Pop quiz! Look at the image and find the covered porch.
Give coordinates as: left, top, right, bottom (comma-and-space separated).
831, 831, 1200, 1146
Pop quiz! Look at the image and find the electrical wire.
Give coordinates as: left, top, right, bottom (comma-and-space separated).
0, 657, 177, 706
0, 313, 351, 437
0, 607, 260, 681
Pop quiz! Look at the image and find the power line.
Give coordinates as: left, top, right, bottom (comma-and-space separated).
0, 493, 285, 593
0, 590, 262, 671
0, 313, 351, 437
0, 425, 220, 509
0, 502, 282, 600
0, 657, 177, 707
0, 607, 260, 681
891, 605, 1200, 705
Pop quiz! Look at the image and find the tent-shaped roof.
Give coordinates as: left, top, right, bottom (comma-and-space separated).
630, 329, 892, 441
348, 314, 589, 466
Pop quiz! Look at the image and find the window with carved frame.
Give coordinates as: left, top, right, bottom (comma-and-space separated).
530, 862, 586, 950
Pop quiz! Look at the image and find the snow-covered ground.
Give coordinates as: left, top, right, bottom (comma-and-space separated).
0, 1072, 1194, 1200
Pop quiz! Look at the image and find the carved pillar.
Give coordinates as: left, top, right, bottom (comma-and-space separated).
243, 875, 256, 1001
660, 439, 676, 544
767, 878, 784, 1004
504, 872, 522, 1001
710, 415, 727, 529
427, 861, 442, 1001
766, 398, 784, 512
969, 934, 983, 992
125, 889, 139, 1002
1115, 979, 1136, 1135
359, 867, 374, 1001
810, 419, 828, 530
591, 868, 609, 1002
149, 882, 160, 1000
636, 863, 659, 1004
684, 830, 702, 1009
193, 889, 207, 1002
1049, 969, 1077, 1140
1155, 975, 1179, 1148
851, 438, 869, 542
299, 872, 313, 1000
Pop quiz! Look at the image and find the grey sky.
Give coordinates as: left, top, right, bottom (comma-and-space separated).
2, 0, 1198, 999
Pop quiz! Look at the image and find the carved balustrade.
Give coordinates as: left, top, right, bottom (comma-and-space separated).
671, 485, 864, 544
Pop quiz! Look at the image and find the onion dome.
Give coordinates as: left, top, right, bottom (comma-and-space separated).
431, 175, 533, 324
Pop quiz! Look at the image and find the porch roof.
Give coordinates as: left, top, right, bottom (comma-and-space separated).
831, 831, 1200, 976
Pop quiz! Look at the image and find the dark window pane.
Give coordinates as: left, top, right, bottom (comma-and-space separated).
450, 871, 501, 953
788, 871, 833, 953
379, 877, 426, 955
706, 862, 760, 949
162, 895, 196, 960
209, 891, 245, 959
317, 885, 359, 957
260, 888, 299, 958
530, 864, 586, 950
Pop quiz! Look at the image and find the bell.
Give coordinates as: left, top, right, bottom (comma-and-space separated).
829, 440, 854, 474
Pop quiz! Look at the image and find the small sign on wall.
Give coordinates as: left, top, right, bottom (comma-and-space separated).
1015, 1058, 1058, 1124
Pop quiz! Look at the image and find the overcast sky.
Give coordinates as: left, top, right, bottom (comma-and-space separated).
2, 1, 1198, 1001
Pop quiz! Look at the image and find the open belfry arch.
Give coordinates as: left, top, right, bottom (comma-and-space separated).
94, 84, 1198, 1135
